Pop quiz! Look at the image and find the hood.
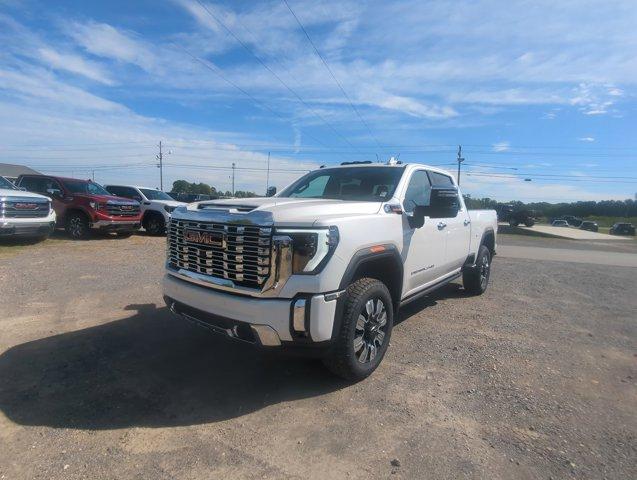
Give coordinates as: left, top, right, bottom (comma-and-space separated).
73, 194, 139, 204
182, 197, 383, 226
0, 188, 50, 201
150, 199, 185, 207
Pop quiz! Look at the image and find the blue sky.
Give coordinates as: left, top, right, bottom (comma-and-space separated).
0, 0, 635, 201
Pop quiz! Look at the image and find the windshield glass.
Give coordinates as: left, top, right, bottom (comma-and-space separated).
140, 188, 173, 201
0, 176, 17, 190
62, 179, 111, 196
279, 166, 405, 201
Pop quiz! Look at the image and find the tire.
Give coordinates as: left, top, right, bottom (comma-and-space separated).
116, 231, 134, 238
322, 278, 394, 381
144, 213, 165, 236
509, 219, 519, 227
463, 245, 492, 295
524, 219, 535, 227
65, 212, 90, 240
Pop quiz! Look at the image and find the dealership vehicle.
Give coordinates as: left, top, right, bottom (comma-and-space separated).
551, 219, 570, 227
104, 185, 185, 235
496, 204, 538, 227
0, 175, 56, 240
163, 162, 497, 380
579, 221, 599, 232
559, 215, 583, 227
609, 222, 636, 236
16, 175, 142, 240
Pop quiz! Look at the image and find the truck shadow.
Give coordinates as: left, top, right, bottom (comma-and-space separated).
396, 282, 465, 325
0, 304, 347, 430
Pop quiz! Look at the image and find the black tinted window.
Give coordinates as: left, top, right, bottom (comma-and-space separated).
429, 171, 454, 186
403, 170, 431, 213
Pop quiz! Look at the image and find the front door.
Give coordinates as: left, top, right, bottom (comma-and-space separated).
401, 169, 448, 298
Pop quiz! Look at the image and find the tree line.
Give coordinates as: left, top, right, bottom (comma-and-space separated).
171, 180, 257, 199
464, 196, 637, 218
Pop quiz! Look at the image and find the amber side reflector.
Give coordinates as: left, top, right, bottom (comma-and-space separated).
370, 245, 386, 253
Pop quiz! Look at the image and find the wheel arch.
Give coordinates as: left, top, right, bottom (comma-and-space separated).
142, 208, 165, 225
338, 244, 403, 311
480, 228, 496, 255
64, 207, 91, 223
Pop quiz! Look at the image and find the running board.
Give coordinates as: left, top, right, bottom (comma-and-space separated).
399, 272, 462, 307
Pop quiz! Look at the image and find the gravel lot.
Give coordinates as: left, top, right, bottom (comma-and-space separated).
0, 233, 635, 479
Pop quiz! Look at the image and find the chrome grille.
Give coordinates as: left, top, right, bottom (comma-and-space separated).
0, 200, 50, 218
106, 203, 140, 217
167, 219, 272, 289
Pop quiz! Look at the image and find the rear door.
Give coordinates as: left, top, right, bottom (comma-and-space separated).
428, 171, 471, 271
401, 169, 448, 297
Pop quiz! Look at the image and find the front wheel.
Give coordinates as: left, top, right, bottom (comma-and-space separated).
144, 214, 165, 235
65, 212, 90, 240
509, 219, 519, 227
524, 219, 535, 227
463, 245, 492, 295
322, 278, 394, 381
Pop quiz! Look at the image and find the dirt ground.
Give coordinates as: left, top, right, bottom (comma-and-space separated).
0, 233, 635, 479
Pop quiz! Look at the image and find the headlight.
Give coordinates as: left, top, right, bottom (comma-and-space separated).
276, 226, 339, 274
89, 201, 106, 210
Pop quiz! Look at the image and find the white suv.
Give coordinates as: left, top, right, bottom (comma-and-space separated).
163, 163, 497, 379
104, 185, 185, 235
0, 176, 56, 240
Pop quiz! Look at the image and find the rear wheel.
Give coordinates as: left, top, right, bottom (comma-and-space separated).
463, 245, 491, 295
524, 219, 535, 227
322, 278, 393, 381
144, 213, 165, 235
65, 212, 90, 240
509, 219, 519, 227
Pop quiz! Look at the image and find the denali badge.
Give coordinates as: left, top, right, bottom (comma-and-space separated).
183, 229, 223, 247
14, 202, 39, 210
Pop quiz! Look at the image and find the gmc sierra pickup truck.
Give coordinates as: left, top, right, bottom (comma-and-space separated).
104, 185, 185, 235
0, 175, 56, 240
16, 174, 142, 239
163, 162, 497, 380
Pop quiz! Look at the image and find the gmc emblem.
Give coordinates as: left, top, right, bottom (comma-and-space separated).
183, 229, 223, 247
14, 203, 39, 210
121, 205, 133, 210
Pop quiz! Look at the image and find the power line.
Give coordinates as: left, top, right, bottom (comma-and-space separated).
191, 0, 360, 152
281, 0, 382, 149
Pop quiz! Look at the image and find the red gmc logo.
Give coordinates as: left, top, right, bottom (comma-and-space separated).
14, 203, 38, 210
183, 229, 223, 247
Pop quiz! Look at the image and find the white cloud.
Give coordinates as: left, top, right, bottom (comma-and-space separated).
577, 136, 595, 142
38, 48, 114, 85
67, 21, 157, 72
492, 142, 510, 152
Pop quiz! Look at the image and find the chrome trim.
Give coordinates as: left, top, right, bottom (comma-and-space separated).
292, 298, 307, 332
251, 325, 282, 346
91, 220, 140, 227
324, 290, 346, 302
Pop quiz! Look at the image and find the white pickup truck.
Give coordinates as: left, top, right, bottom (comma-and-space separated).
163, 162, 497, 379
0, 176, 56, 240
104, 185, 185, 235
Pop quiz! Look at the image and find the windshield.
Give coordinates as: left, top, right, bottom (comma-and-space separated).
140, 188, 173, 201
279, 166, 405, 201
0, 176, 17, 190
62, 179, 111, 196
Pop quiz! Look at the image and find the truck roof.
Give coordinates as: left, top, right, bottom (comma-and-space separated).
324, 162, 455, 177
17, 173, 93, 182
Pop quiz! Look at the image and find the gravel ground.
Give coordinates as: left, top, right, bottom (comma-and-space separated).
0, 233, 635, 479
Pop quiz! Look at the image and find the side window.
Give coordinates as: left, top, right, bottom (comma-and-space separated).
428, 171, 454, 187
105, 186, 122, 196
403, 170, 432, 213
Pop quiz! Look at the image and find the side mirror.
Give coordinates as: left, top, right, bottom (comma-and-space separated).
46, 188, 63, 198
266, 186, 277, 197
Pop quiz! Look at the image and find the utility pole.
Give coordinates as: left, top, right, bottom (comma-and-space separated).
91, 170, 95, 182
156, 141, 163, 191
456, 145, 465, 186
265, 152, 270, 193
231, 162, 236, 196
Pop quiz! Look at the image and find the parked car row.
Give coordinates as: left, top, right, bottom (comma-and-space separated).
0, 174, 186, 241
549, 217, 635, 235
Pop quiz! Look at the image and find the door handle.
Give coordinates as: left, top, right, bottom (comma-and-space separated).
437, 222, 447, 230
464, 219, 471, 226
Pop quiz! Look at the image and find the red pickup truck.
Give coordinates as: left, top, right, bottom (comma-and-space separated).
16, 174, 142, 239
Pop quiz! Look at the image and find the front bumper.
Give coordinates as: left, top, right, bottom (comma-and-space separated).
91, 219, 141, 231
0, 218, 56, 237
163, 273, 341, 347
